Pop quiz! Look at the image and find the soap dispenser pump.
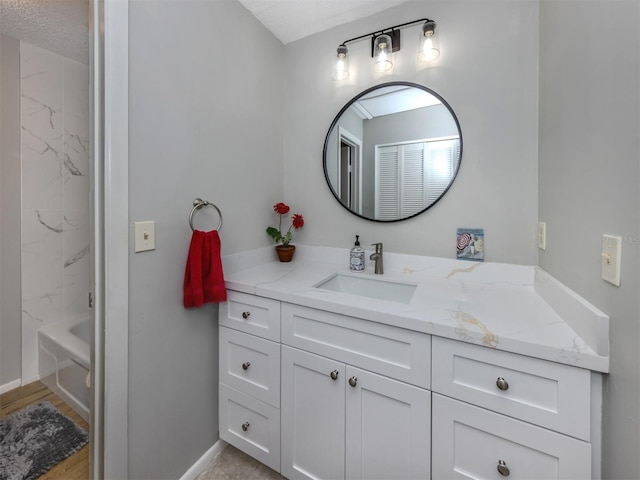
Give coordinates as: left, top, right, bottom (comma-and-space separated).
350, 235, 365, 272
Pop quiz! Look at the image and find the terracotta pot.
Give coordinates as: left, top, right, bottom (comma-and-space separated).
276, 245, 296, 262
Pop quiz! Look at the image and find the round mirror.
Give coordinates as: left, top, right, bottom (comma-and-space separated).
323, 82, 462, 222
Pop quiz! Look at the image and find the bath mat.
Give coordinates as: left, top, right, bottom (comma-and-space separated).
0, 401, 88, 480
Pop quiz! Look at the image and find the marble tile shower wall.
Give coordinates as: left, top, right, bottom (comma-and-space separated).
20, 42, 90, 382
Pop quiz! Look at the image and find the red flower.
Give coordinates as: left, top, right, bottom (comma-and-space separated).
292, 213, 304, 229
273, 202, 290, 215
267, 202, 304, 247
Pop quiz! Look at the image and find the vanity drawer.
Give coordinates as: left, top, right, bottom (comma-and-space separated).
220, 291, 281, 342
431, 337, 591, 440
219, 384, 281, 473
432, 394, 591, 480
281, 303, 431, 388
219, 326, 280, 407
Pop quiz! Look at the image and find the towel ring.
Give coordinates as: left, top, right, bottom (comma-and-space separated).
189, 198, 223, 232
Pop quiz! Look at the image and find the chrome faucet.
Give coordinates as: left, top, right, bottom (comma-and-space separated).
370, 243, 384, 274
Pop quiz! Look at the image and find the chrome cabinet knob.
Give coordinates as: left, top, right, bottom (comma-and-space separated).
242, 311, 251, 319
496, 377, 509, 391
497, 460, 510, 476
242, 422, 250, 432
348, 376, 358, 387
330, 370, 339, 380
242, 362, 251, 370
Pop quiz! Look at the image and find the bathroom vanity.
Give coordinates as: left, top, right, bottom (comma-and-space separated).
218, 246, 609, 480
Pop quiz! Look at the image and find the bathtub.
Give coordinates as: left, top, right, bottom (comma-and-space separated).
38, 315, 91, 421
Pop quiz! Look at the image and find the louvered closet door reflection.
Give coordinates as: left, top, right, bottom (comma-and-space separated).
376, 143, 427, 220
376, 140, 459, 219
400, 142, 426, 218
426, 139, 458, 204
375, 145, 399, 220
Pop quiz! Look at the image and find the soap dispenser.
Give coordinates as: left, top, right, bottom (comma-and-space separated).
350, 235, 365, 272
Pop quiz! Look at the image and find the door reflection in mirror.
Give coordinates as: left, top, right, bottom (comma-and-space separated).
338, 127, 362, 213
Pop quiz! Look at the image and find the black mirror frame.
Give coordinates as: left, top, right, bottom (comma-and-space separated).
323, 81, 463, 222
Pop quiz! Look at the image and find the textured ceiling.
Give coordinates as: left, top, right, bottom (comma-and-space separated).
237, 0, 410, 44
0, 0, 89, 64
0, 0, 407, 64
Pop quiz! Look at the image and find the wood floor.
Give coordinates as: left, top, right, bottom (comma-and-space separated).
0, 381, 90, 479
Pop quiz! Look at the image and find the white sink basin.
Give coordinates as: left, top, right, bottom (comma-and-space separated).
314, 273, 417, 304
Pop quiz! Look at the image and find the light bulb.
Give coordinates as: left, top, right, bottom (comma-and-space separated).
419, 36, 440, 63
418, 20, 440, 64
332, 45, 349, 81
373, 34, 393, 72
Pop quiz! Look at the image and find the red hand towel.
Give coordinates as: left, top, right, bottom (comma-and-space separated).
202, 230, 227, 303
183, 230, 226, 308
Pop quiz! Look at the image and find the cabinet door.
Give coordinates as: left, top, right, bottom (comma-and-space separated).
345, 366, 431, 480
432, 394, 591, 480
281, 346, 346, 480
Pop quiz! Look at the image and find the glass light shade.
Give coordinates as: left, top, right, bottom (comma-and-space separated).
332, 45, 349, 81
418, 21, 440, 64
373, 34, 393, 72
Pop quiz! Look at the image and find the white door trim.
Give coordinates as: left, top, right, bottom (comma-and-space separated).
90, 0, 129, 478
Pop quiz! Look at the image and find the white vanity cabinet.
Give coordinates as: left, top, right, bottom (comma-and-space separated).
218, 291, 282, 472
280, 304, 432, 480
218, 288, 602, 480
281, 346, 431, 480
431, 337, 595, 479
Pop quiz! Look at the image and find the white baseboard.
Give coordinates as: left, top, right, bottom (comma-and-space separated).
179, 439, 228, 480
0, 379, 21, 395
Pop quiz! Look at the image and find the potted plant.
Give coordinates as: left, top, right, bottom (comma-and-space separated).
266, 202, 304, 262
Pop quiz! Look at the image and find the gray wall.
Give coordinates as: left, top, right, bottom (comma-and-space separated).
284, 0, 540, 264
0, 33, 22, 388
363, 104, 458, 150
538, 1, 640, 478
127, 0, 284, 478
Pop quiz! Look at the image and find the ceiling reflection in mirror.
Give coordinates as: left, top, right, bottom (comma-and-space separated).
323, 82, 462, 222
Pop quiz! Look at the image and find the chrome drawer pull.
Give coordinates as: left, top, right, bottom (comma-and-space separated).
497, 460, 510, 476
242, 422, 250, 432
242, 362, 251, 370
330, 370, 339, 380
348, 376, 358, 387
242, 311, 251, 319
496, 377, 509, 391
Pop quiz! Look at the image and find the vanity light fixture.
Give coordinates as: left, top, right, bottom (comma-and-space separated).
332, 45, 350, 80
417, 19, 440, 63
373, 33, 394, 72
332, 18, 439, 80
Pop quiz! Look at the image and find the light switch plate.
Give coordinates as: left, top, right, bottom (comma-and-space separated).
135, 221, 155, 252
538, 222, 546, 250
601, 234, 621, 286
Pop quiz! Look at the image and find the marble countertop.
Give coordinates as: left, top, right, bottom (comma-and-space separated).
222, 246, 609, 373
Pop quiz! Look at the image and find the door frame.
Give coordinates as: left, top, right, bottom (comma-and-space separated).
90, 0, 129, 478
337, 126, 363, 215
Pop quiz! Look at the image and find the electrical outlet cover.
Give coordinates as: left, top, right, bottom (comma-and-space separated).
601, 234, 621, 286
538, 222, 546, 250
